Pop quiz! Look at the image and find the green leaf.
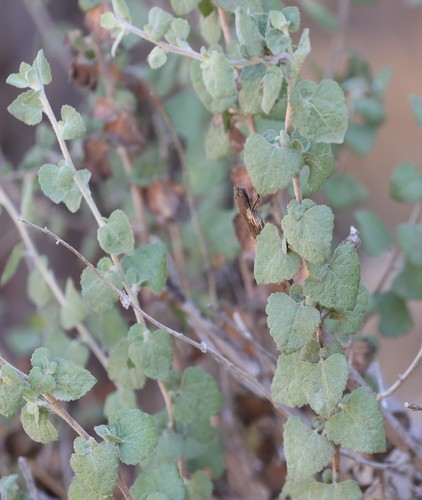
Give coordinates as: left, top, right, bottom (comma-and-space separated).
0, 365, 25, 418
354, 209, 391, 257
265, 28, 290, 55
299, 0, 338, 31
243, 133, 303, 195
21, 403, 59, 443
290, 29, 310, 79
325, 284, 369, 336
374, 291, 413, 337
409, 94, 422, 128
291, 79, 348, 144
44, 330, 89, 367
304, 354, 349, 417
326, 387, 386, 453
282, 199, 334, 264
303, 142, 335, 192
121, 242, 167, 293
29, 347, 96, 401
58, 105, 86, 140
0, 474, 21, 500
38, 163, 91, 213
186, 471, 212, 500
397, 223, 422, 266
271, 351, 308, 407
199, 10, 221, 45
205, 120, 230, 162
190, 60, 230, 114
60, 278, 89, 330
235, 7, 265, 57
304, 244, 361, 311
201, 51, 237, 108
165, 18, 190, 47
107, 334, 146, 389
33, 49, 52, 86
69, 439, 119, 498
27, 259, 51, 307
80, 257, 122, 314
239, 64, 266, 115
170, 0, 200, 15
147, 47, 168, 69
6, 61, 33, 89
262, 66, 284, 115
129, 327, 173, 380
100, 11, 118, 30
393, 263, 422, 300
97, 209, 134, 256
254, 224, 301, 284
390, 162, 422, 202
104, 388, 136, 419
8, 90, 43, 126
284, 416, 334, 480
1, 243, 23, 286
353, 97, 385, 125
345, 122, 378, 156
79, 0, 101, 11
106, 408, 158, 465
112, 0, 131, 20
144, 7, 173, 42
174, 367, 222, 424
131, 463, 185, 500
282, 6, 301, 32
323, 173, 368, 210
266, 292, 320, 354
281, 478, 363, 500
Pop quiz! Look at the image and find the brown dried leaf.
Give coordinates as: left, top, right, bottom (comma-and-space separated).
83, 138, 111, 179
104, 111, 144, 149
84, 5, 113, 43
70, 53, 98, 90
230, 165, 254, 193
144, 179, 187, 223
228, 127, 246, 154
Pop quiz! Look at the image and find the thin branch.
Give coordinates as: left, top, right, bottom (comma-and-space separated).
18, 457, 39, 500
378, 343, 422, 401
217, 6, 232, 45
324, 0, 350, 79
149, 88, 217, 305
0, 186, 108, 369
404, 402, 422, 411
340, 448, 409, 471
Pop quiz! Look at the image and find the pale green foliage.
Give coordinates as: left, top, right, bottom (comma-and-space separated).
27, 258, 51, 307
58, 105, 86, 140
290, 29, 310, 79
266, 292, 320, 353
303, 142, 335, 192
104, 388, 136, 418
0, 365, 26, 418
243, 133, 302, 194
282, 199, 334, 264
7, 90, 43, 126
393, 263, 422, 300
390, 162, 422, 202
262, 66, 284, 114
201, 51, 237, 108
284, 416, 334, 480
97, 209, 135, 255
271, 352, 308, 407
373, 291, 413, 337
148, 46, 168, 69
21, 403, 59, 443
144, 7, 173, 42
397, 223, 422, 266
235, 7, 265, 56
131, 463, 185, 500
323, 173, 368, 209
254, 223, 301, 284
325, 284, 369, 336
170, 0, 200, 16
282, 478, 363, 500
186, 471, 213, 500
60, 278, 89, 330
354, 209, 391, 257
326, 388, 386, 453
0, 474, 21, 500
1, 243, 23, 286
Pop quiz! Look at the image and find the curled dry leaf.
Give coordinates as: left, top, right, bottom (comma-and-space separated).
144, 179, 188, 223
104, 111, 144, 149
84, 5, 113, 43
83, 138, 111, 179
70, 53, 98, 90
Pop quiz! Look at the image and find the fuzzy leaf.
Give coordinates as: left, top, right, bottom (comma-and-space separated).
170, 0, 200, 16
397, 223, 422, 266
33, 49, 52, 85
290, 29, 310, 79
282, 199, 334, 264
303, 354, 349, 417
69, 439, 119, 498
145, 7, 173, 42
284, 416, 334, 480
262, 66, 284, 114
108, 335, 146, 390
8, 90, 43, 126
190, 61, 226, 114
244, 133, 302, 195
97, 209, 134, 256
291, 79, 348, 144
390, 162, 422, 202
199, 10, 221, 45
201, 51, 237, 107
303, 142, 335, 192
393, 263, 422, 300
59, 105, 86, 140
1, 243, 23, 286
271, 352, 308, 407
323, 173, 368, 210
326, 387, 386, 453
107, 409, 158, 465
239, 64, 266, 115
0, 474, 21, 500
265, 29, 290, 55
266, 292, 320, 354
205, 120, 230, 162
304, 244, 361, 311
60, 278, 89, 330
281, 479, 363, 500
21, 403, 58, 443
147, 47, 168, 69
354, 209, 391, 257
131, 463, 185, 500
186, 470, 213, 500
254, 224, 301, 284
80, 257, 122, 314
374, 291, 413, 337
27, 260, 51, 307
174, 367, 222, 424
325, 284, 369, 336
0, 365, 25, 418
104, 388, 137, 418
235, 7, 265, 57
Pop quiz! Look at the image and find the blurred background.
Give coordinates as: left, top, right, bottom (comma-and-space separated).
1, 0, 422, 432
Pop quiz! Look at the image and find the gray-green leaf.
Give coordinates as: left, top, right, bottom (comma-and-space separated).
291, 79, 348, 144
60, 278, 89, 330
262, 66, 284, 114
8, 90, 43, 126
354, 209, 391, 257
97, 209, 134, 256
390, 162, 422, 202
58, 105, 86, 140
325, 284, 369, 336
21, 403, 59, 443
303, 142, 335, 192
201, 51, 237, 107
0, 365, 25, 418
397, 223, 422, 266
271, 351, 308, 407
266, 292, 320, 354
